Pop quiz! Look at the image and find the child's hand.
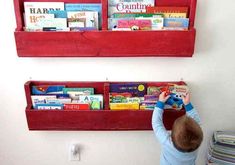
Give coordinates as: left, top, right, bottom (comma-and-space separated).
158, 91, 170, 103
182, 93, 190, 105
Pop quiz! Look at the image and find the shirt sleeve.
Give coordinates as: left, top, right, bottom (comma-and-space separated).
184, 102, 201, 125
152, 101, 170, 144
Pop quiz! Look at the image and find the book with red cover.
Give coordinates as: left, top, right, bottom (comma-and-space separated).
64, 103, 90, 110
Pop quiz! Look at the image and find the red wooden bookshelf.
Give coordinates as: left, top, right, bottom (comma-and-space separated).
24, 81, 186, 130
14, 0, 197, 57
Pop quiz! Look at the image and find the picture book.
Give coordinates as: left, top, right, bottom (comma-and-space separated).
108, 0, 154, 17
118, 19, 152, 30
64, 103, 90, 110
65, 3, 102, 29
109, 92, 132, 103
112, 13, 162, 18
146, 6, 188, 18
136, 17, 164, 30
164, 18, 189, 30
67, 11, 99, 30
35, 103, 63, 110
32, 85, 65, 95
110, 102, 139, 110
35, 18, 67, 29
48, 10, 67, 18
78, 95, 103, 109
31, 95, 57, 108
24, 2, 65, 15
24, 14, 55, 31
109, 83, 147, 97
108, 17, 134, 30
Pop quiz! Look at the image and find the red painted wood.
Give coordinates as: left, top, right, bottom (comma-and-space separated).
14, 0, 197, 57
25, 81, 186, 130
15, 29, 196, 57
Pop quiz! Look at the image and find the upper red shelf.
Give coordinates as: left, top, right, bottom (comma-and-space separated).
14, 0, 197, 57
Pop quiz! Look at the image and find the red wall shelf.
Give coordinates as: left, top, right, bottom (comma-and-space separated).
14, 0, 197, 57
25, 81, 186, 131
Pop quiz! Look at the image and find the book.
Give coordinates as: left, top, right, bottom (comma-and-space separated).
65, 3, 102, 29
32, 85, 65, 95
108, 0, 155, 17
31, 95, 57, 108
110, 83, 147, 97
110, 102, 139, 110
136, 17, 164, 30
118, 19, 152, 30
24, 2, 64, 14
64, 103, 90, 110
164, 18, 189, 30
63, 88, 94, 100
35, 18, 67, 30
67, 11, 99, 30
108, 17, 134, 30
24, 2, 64, 30
35, 103, 63, 110
146, 6, 188, 18
77, 95, 103, 109
24, 14, 55, 31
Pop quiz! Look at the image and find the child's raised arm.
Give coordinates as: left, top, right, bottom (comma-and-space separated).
182, 93, 201, 124
152, 92, 171, 144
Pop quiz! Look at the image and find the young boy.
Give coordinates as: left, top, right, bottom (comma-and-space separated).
152, 92, 203, 165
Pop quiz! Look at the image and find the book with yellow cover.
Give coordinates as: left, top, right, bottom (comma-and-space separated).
146, 6, 188, 18
110, 102, 139, 110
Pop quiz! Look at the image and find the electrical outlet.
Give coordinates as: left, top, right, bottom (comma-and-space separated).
69, 143, 80, 161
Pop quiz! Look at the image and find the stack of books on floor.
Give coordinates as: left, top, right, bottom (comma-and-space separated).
207, 131, 235, 165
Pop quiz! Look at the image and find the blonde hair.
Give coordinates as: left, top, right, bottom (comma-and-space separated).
171, 115, 203, 152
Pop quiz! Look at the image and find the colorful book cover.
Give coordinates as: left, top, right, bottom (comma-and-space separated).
24, 14, 54, 31
164, 18, 189, 30
108, 17, 134, 30
63, 88, 94, 94
110, 102, 139, 110
24, 2, 64, 14
108, 0, 154, 17
35, 103, 63, 110
32, 85, 65, 95
78, 95, 103, 109
67, 11, 99, 30
110, 83, 146, 97
35, 18, 67, 29
146, 6, 188, 18
64, 103, 90, 110
136, 17, 164, 30
112, 13, 162, 18
118, 19, 152, 30
31, 95, 57, 108
65, 3, 102, 29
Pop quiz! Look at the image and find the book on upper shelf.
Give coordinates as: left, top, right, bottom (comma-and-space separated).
146, 6, 189, 18
24, 2, 65, 31
108, 0, 155, 17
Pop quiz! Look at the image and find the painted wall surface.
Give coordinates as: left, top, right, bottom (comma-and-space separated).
0, 0, 235, 164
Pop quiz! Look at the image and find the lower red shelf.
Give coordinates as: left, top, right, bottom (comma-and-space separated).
26, 108, 185, 131
25, 81, 186, 131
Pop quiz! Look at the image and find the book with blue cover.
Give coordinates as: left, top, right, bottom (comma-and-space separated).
164, 18, 189, 30
65, 3, 102, 29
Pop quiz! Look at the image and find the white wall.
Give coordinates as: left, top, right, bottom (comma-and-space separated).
0, 0, 235, 164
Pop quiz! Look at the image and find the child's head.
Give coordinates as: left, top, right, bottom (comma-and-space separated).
171, 115, 203, 152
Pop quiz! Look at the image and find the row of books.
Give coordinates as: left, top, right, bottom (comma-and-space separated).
31, 85, 103, 110
109, 83, 189, 110
24, 2, 102, 31
108, 0, 189, 31
30, 83, 188, 111
207, 131, 235, 165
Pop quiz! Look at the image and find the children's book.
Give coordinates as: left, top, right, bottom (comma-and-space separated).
163, 18, 189, 30
64, 103, 90, 110
110, 102, 139, 110
78, 95, 103, 109
108, 0, 154, 17
110, 83, 147, 97
65, 3, 102, 29
32, 85, 65, 95
35, 103, 63, 110
67, 11, 99, 30
146, 6, 188, 18
31, 95, 57, 108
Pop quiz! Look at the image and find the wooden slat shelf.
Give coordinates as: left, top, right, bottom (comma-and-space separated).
24, 81, 186, 130
14, 0, 197, 57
